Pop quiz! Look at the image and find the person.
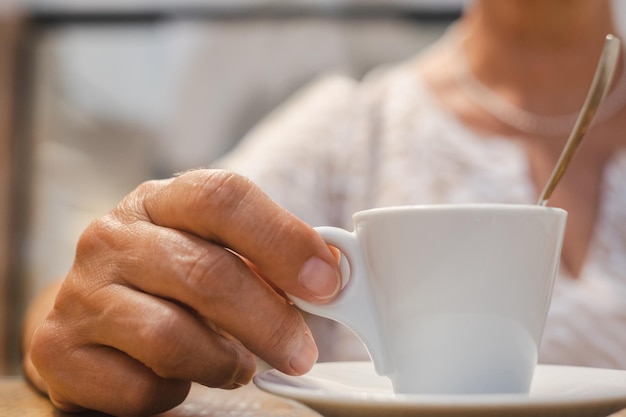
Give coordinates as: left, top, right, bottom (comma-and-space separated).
22, 0, 626, 415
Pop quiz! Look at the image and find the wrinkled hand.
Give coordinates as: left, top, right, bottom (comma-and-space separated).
26, 169, 341, 416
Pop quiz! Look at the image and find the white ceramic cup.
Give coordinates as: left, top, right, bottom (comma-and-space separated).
292, 204, 567, 395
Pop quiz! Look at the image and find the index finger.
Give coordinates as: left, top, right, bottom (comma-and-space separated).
120, 169, 341, 302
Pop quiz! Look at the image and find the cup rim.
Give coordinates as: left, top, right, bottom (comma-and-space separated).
354, 203, 567, 218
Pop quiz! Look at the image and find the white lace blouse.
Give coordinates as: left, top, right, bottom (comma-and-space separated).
218, 56, 626, 369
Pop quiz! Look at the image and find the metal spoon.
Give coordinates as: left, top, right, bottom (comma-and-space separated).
537, 34, 621, 206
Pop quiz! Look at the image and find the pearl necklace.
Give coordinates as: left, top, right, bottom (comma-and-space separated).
450, 29, 626, 137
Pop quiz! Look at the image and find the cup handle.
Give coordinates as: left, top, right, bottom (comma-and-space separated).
288, 226, 391, 376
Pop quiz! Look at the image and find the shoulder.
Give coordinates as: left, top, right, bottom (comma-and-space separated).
269, 56, 423, 128
361, 57, 421, 96
265, 74, 360, 126
215, 74, 361, 174
217, 56, 427, 170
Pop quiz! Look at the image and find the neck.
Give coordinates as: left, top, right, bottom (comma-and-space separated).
465, 0, 614, 47
459, 0, 618, 115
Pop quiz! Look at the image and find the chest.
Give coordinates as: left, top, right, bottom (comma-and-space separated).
339, 124, 626, 281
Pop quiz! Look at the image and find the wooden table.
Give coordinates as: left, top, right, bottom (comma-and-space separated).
0, 376, 322, 417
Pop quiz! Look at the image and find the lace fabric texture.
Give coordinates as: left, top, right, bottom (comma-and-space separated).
218, 56, 626, 369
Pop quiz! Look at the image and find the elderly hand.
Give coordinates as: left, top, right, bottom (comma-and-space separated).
23, 169, 341, 416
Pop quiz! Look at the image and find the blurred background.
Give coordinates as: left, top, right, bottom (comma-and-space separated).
1, 0, 625, 375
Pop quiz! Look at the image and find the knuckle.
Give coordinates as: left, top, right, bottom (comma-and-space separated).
29, 319, 82, 384
134, 178, 161, 196
183, 247, 241, 298
74, 214, 123, 261
74, 178, 160, 261
262, 308, 305, 354
29, 323, 58, 374
188, 170, 254, 214
53, 280, 86, 313
122, 179, 163, 220
134, 308, 184, 363
71, 226, 119, 292
216, 340, 253, 388
198, 338, 255, 389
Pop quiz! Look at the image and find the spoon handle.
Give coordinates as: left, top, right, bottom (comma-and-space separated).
537, 34, 621, 206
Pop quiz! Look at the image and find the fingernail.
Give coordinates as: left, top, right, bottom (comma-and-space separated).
289, 332, 318, 375
299, 257, 341, 300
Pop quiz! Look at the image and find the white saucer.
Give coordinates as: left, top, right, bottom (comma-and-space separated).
254, 362, 626, 417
